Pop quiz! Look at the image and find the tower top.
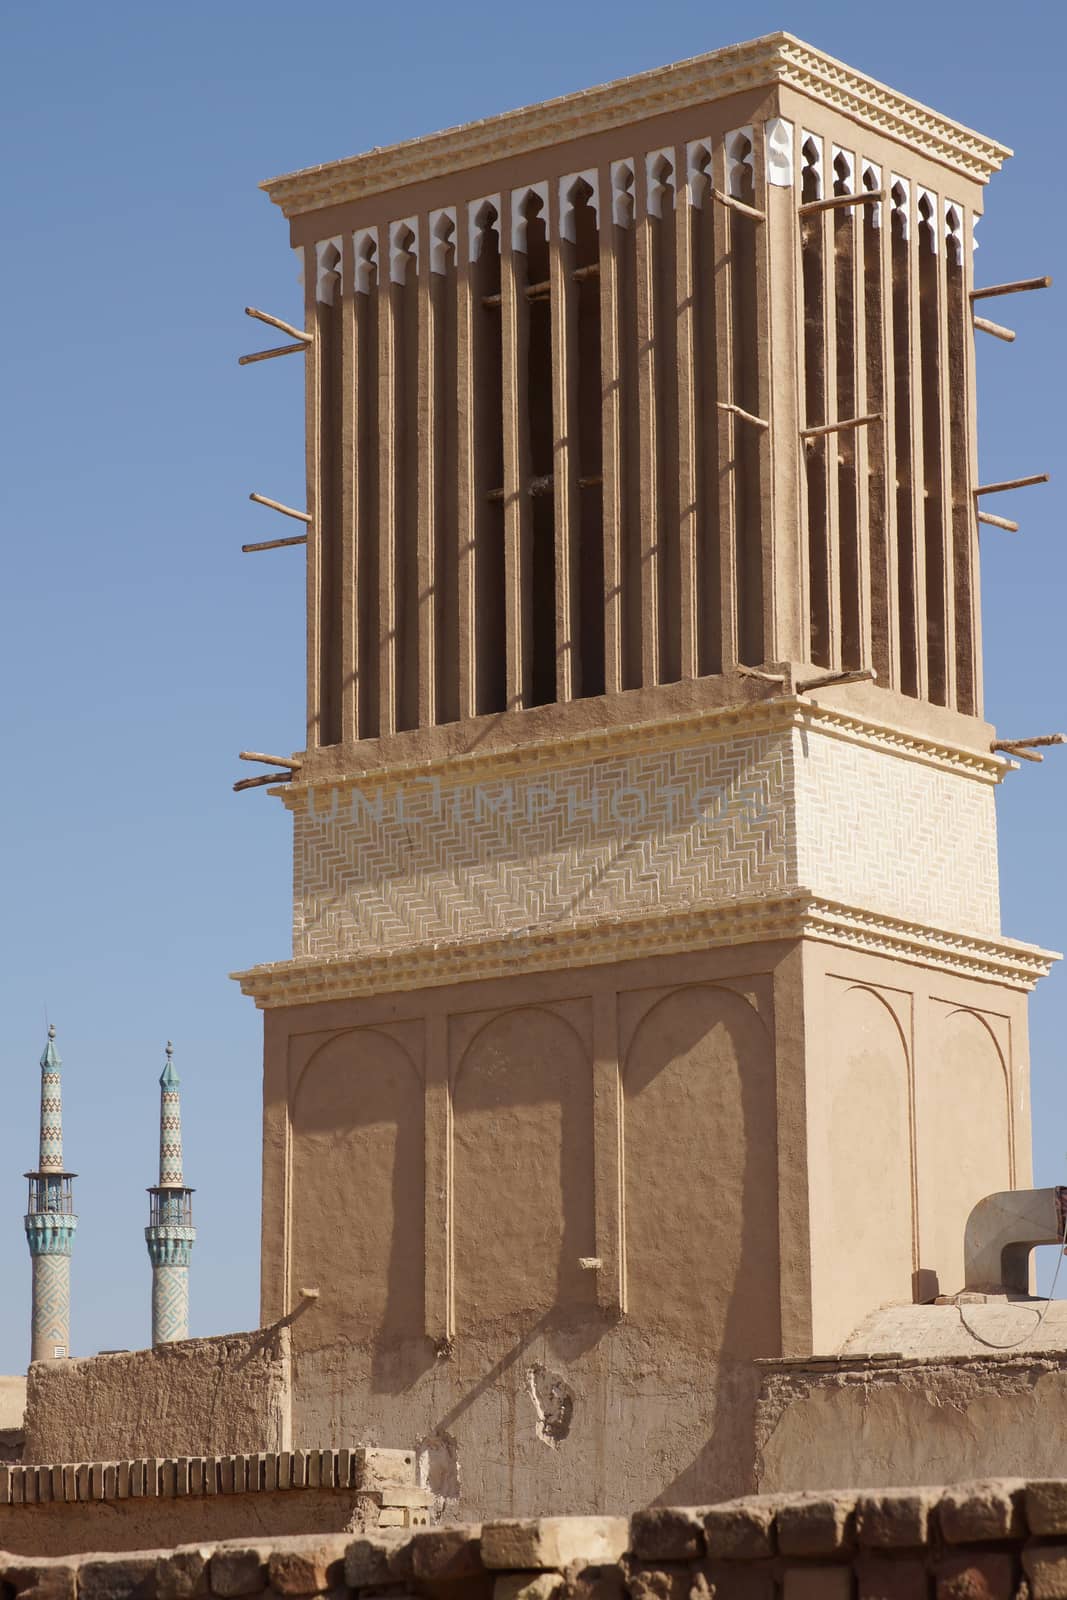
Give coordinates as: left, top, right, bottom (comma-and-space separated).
40, 1023, 59, 1073
261, 31, 1011, 222
160, 1040, 179, 1092
34, 1023, 68, 1176
156, 1040, 188, 1189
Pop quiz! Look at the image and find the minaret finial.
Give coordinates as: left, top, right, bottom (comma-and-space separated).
25, 1025, 77, 1363
146, 1041, 195, 1346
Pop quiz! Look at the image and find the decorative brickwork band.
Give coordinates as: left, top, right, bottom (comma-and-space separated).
24, 1025, 77, 1364
146, 1042, 195, 1346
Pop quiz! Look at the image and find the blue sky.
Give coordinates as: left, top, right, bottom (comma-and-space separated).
0, 0, 1064, 1372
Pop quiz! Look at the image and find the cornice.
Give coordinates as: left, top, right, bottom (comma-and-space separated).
261, 33, 1010, 220
279, 697, 1007, 812
231, 894, 1058, 1008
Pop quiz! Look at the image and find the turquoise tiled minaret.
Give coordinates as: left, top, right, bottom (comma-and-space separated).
24, 1025, 77, 1363
145, 1043, 196, 1345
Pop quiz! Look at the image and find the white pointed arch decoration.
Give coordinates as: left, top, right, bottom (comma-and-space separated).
644, 148, 677, 218
558, 170, 600, 241
725, 126, 755, 198
510, 182, 550, 253
315, 237, 342, 305
685, 138, 712, 207
388, 217, 419, 284
468, 195, 501, 263
428, 207, 457, 275
945, 201, 964, 266
352, 227, 378, 295
832, 144, 856, 213
800, 132, 824, 200
610, 159, 635, 229
918, 187, 938, 254
861, 160, 883, 228
764, 118, 794, 188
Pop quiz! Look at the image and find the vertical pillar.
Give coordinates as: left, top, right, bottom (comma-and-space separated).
24, 1025, 77, 1364
145, 1042, 196, 1346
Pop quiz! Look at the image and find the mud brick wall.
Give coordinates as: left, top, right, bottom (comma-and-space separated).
9, 1481, 1067, 1597
0, 1448, 430, 1558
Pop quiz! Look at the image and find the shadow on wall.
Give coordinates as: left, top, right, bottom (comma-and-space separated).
628, 983, 779, 1505
288, 983, 781, 1506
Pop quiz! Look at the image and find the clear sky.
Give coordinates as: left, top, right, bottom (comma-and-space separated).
0, 0, 1064, 1373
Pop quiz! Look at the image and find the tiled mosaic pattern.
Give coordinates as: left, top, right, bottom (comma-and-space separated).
151, 1262, 190, 1345
291, 725, 1000, 960
31, 1252, 71, 1361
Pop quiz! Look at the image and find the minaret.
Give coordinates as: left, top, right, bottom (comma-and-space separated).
145, 1042, 195, 1345
24, 1025, 77, 1363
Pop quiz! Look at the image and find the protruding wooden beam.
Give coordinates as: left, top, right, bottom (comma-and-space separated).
795, 666, 877, 693
245, 306, 312, 343
800, 412, 881, 440
718, 401, 770, 430
249, 492, 313, 522
977, 511, 1019, 532
973, 473, 1049, 497
238, 751, 303, 771
709, 188, 765, 222
233, 771, 295, 792
992, 733, 1066, 757
797, 189, 886, 216
241, 534, 308, 552
238, 343, 309, 366
971, 276, 1052, 301
972, 315, 1016, 343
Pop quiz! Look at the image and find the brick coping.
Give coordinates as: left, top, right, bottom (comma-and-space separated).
0, 1447, 410, 1507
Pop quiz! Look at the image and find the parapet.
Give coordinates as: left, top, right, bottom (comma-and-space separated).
0, 1447, 430, 1559
22, 1330, 291, 1465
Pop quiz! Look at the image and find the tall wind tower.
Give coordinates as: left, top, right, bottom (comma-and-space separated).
24, 1025, 77, 1363
237, 34, 1059, 1511
145, 1043, 195, 1346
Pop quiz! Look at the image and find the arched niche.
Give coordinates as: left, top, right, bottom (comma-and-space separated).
452, 1006, 594, 1329
290, 1028, 424, 1343
815, 984, 914, 1345
623, 984, 778, 1356
919, 1005, 1011, 1296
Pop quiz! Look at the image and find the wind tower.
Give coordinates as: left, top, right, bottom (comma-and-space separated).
145, 1043, 195, 1346
24, 1025, 77, 1363
236, 34, 1058, 1512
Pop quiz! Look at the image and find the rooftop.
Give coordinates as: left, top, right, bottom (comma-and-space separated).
261, 31, 1011, 220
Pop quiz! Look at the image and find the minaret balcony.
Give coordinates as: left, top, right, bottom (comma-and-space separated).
24, 1212, 77, 1256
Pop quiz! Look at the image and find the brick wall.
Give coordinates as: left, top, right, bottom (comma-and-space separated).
8, 1481, 1067, 1599
0, 1448, 430, 1559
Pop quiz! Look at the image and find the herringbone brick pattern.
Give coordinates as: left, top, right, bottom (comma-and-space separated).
291, 725, 1000, 958
794, 731, 999, 936
294, 731, 795, 957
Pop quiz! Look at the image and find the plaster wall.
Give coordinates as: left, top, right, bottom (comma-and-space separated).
22, 1331, 291, 1465
801, 944, 1031, 1352
0, 1376, 25, 1433
264, 937, 1032, 1516
757, 1348, 1067, 1492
